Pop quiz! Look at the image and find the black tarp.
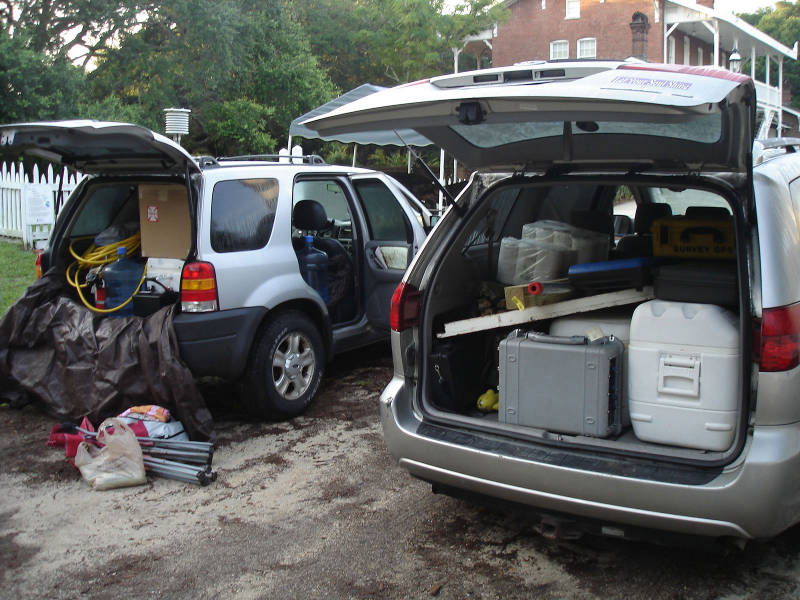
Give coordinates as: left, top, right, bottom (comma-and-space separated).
0, 271, 215, 441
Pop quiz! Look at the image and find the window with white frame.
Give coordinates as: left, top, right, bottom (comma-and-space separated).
550, 40, 569, 60
683, 37, 690, 65
668, 37, 676, 64
577, 38, 596, 59
565, 0, 579, 19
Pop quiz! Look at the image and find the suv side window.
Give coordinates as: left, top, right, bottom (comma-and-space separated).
353, 179, 412, 242
211, 178, 278, 253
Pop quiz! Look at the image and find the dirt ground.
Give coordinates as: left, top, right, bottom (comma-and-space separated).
3, 343, 800, 599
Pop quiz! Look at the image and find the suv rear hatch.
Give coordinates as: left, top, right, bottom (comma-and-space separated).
309, 63, 756, 467
0, 121, 200, 315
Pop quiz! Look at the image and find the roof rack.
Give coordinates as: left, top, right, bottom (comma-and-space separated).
216, 154, 326, 165
753, 137, 800, 165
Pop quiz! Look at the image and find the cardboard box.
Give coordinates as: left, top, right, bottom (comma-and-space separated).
138, 184, 191, 259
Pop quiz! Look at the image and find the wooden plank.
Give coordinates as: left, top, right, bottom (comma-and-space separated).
438, 287, 654, 338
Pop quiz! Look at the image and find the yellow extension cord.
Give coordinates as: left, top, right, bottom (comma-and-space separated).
66, 233, 148, 314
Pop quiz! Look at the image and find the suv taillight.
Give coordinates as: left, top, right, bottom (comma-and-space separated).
757, 303, 800, 372
390, 282, 421, 332
34, 250, 43, 279
181, 261, 219, 312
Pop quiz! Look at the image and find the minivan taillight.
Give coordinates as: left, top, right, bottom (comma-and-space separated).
181, 261, 219, 312
390, 282, 421, 332
758, 303, 800, 372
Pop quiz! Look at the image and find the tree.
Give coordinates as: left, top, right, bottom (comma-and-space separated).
739, 2, 800, 110
296, 0, 507, 87
0, 30, 85, 122
85, 0, 336, 154
0, 0, 155, 67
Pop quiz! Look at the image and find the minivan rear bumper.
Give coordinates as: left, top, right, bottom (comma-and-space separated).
380, 376, 800, 540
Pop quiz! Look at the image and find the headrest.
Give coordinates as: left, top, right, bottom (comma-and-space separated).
634, 203, 672, 234
293, 200, 328, 231
685, 206, 731, 220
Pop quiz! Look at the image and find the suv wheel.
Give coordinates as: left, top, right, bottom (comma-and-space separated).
241, 310, 325, 419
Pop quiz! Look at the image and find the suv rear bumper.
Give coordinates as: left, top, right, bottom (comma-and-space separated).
173, 307, 266, 380
380, 376, 800, 540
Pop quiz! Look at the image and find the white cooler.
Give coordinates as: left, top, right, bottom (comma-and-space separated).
627, 300, 740, 451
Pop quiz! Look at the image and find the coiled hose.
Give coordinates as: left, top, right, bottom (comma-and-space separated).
66, 233, 148, 314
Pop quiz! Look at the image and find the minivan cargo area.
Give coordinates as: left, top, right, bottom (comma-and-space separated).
415, 177, 748, 465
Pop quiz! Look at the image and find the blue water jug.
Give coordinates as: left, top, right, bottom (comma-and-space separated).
297, 235, 329, 303
103, 247, 144, 317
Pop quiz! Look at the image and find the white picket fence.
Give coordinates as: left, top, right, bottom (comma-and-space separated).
0, 161, 84, 248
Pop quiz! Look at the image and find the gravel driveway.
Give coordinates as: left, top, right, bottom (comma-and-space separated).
3, 343, 800, 599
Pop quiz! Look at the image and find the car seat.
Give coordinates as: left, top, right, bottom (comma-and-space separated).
616, 202, 672, 257
292, 200, 355, 323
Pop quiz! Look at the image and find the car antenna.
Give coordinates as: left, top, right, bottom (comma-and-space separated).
393, 130, 464, 216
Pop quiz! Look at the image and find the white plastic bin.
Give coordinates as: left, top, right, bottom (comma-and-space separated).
627, 300, 740, 451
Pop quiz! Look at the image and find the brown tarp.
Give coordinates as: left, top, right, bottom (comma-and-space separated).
0, 271, 215, 441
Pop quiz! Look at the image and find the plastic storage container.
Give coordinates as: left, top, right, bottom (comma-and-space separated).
103, 247, 145, 317
550, 308, 634, 425
297, 235, 329, 303
498, 330, 624, 437
627, 300, 740, 451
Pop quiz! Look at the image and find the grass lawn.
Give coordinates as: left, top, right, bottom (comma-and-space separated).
0, 240, 37, 316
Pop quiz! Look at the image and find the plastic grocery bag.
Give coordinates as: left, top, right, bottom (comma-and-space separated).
74, 418, 147, 490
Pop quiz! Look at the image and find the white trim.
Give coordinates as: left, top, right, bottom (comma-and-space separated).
668, 37, 676, 64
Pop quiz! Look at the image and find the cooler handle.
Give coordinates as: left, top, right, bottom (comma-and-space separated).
679, 226, 724, 243
657, 355, 700, 398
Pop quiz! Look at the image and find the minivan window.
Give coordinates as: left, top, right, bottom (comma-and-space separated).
211, 178, 278, 253
450, 114, 722, 149
353, 179, 412, 242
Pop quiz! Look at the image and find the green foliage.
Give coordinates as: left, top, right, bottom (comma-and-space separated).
201, 100, 276, 156
0, 31, 86, 122
85, 0, 335, 155
0, 241, 36, 317
367, 148, 409, 169
741, 2, 800, 110
0, 0, 154, 67
297, 0, 507, 87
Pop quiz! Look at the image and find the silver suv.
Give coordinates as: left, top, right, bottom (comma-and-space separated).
308, 61, 800, 540
0, 121, 430, 418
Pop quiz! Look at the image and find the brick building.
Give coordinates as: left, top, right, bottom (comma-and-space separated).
468, 0, 800, 136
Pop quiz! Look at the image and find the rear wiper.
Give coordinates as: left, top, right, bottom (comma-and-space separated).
393, 130, 464, 216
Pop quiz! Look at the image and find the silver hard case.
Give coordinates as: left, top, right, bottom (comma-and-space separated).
498, 330, 624, 437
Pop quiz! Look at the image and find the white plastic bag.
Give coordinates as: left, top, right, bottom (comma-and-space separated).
74, 418, 147, 490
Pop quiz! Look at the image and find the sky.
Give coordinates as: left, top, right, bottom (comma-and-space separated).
717, 0, 777, 15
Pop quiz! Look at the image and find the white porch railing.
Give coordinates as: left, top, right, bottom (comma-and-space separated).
0, 162, 84, 248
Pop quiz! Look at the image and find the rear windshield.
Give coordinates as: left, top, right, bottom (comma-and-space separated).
451, 114, 722, 149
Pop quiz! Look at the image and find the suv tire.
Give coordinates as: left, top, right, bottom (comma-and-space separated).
240, 310, 325, 419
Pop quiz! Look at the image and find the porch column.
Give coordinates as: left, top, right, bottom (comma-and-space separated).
751, 47, 756, 79
779, 56, 784, 134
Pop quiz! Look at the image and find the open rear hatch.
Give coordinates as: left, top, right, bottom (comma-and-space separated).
308, 63, 756, 467
305, 63, 755, 175
0, 121, 197, 317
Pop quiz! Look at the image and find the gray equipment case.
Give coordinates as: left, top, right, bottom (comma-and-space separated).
498, 330, 624, 437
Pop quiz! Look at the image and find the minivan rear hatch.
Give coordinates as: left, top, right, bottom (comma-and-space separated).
305, 63, 755, 174
0, 120, 200, 175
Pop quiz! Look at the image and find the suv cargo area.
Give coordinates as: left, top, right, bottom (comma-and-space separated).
415, 176, 749, 465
